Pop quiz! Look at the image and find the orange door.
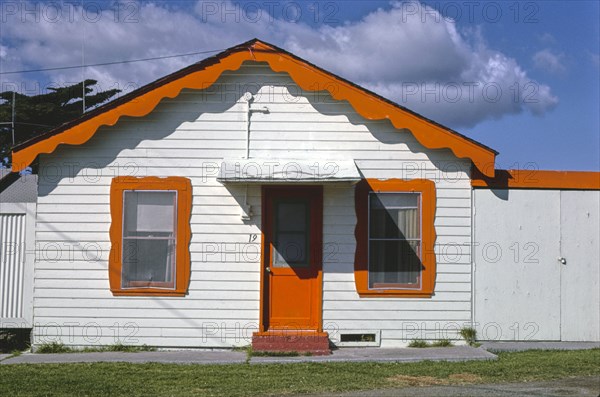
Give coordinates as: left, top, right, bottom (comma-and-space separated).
261, 186, 323, 332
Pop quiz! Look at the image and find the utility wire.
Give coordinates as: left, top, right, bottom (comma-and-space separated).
0, 48, 226, 75
0, 122, 54, 127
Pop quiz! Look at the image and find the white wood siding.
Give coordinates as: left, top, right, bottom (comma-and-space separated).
33, 63, 472, 348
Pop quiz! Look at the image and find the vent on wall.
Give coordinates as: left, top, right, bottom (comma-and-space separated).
340, 334, 376, 343
336, 330, 380, 347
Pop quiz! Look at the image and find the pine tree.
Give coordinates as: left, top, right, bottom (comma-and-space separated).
0, 80, 120, 167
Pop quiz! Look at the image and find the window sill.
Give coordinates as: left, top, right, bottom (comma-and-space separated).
357, 289, 434, 298
371, 282, 420, 289
125, 281, 175, 288
110, 288, 187, 297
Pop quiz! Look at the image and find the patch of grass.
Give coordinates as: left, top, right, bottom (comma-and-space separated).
36, 342, 73, 354
37, 343, 155, 354
241, 346, 314, 358
387, 374, 448, 386
231, 345, 252, 353
409, 339, 454, 348
82, 344, 156, 353
10, 350, 22, 357
0, 349, 598, 397
408, 339, 429, 348
460, 327, 478, 346
430, 339, 453, 347
387, 372, 483, 386
232, 345, 253, 363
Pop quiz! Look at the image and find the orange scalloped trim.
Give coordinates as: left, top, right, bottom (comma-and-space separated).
12, 41, 496, 176
472, 169, 600, 190
109, 176, 192, 296
354, 178, 437, 298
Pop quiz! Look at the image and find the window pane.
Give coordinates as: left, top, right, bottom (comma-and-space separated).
124, 191, 176, 235
370, 193, 420, 239
369, 240, 421, 287
273, 232, 307, 266
122, 238, 175, 288
277, 202, 307, 232
273, 200, 309, 268
371, 193, 418, 209
122, 190, 177, 289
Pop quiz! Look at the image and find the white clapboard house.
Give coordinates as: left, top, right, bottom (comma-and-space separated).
3, 39, 599, 353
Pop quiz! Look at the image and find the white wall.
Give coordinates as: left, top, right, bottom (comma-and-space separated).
33, 62, 473, 348
473, 188, 599, 342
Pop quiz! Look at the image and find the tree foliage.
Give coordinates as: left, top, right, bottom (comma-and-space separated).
0, 80, 120, 167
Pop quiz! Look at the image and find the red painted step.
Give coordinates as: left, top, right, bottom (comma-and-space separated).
252, 331, 331, 355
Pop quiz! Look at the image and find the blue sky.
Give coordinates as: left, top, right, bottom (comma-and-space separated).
1, 0, 598, 171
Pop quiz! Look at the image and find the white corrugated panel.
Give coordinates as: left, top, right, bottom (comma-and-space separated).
1, 213, 26, 319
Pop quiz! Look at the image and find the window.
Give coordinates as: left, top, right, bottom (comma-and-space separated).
369, 192, 421, 289
273, 199, 310, 268
109, 176, 192, 296
354, 179, 436, 297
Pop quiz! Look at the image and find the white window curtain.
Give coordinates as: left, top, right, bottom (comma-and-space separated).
369, 193, 421, 288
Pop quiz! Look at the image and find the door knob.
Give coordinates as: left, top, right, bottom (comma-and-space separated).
558, 257, 567, 265
265, 267, 271, 273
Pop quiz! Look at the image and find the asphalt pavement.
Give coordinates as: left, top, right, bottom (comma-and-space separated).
292, 376, 600, 397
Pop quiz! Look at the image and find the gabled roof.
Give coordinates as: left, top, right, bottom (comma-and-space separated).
0, 168, 12, 180
12, 39, 497, 176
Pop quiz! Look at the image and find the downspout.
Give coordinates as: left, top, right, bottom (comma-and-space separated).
241, 92, 252, 221
243, 92, 253, 160
244, 92, 269, 158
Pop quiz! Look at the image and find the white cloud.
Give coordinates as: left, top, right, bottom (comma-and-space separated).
538, 32, 557, 46
589, 52, 600, 68
533, 49, 566, 74
0, 0, 558, 129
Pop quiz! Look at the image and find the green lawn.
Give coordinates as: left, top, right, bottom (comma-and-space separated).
1, 349, 598, 397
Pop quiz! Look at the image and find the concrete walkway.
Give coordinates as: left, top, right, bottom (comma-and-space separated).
0, 346, 496, 365
251, 346, 496, 364
2, 341, 597, 366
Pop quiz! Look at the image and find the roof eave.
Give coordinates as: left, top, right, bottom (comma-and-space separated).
12, 38, 497, 177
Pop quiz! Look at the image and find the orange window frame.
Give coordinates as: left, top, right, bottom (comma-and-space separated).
109, 176, 192, 296
354, 179, 437, 298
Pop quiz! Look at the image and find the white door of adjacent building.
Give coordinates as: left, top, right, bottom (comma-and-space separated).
559, 191, 600, 341
473, 189, 599, 342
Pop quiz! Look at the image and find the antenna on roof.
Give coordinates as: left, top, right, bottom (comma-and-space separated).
11, 91, 15, 146
82, 22, 86, 113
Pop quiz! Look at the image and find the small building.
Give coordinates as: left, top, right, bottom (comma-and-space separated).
7, 39, 599, 352
1, 169, 37, 330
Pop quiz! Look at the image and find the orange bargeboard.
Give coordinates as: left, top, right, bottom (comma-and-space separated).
261, 186, 323, 332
